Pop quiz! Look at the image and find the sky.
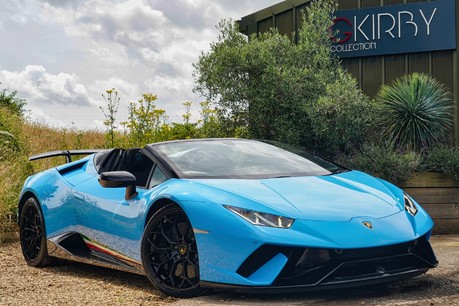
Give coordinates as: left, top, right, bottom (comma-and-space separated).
0, 0, 281, 130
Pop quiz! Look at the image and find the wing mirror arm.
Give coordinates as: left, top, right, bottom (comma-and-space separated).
125, 184, 138, 200
99, 171, 138, 200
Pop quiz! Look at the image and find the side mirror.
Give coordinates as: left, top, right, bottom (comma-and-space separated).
99, 171, 138, 200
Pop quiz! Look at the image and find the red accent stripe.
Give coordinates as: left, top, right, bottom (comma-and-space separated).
86, 242, 109, 254
84, 241, 140, 266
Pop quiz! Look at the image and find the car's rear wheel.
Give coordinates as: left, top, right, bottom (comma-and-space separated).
19, 197, 53, 267
141, 204, 205, 298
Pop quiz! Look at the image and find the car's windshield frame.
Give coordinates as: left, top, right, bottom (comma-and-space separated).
148, 139, 347, 179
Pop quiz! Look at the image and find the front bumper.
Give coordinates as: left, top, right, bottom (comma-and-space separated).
202, 234, 437, 292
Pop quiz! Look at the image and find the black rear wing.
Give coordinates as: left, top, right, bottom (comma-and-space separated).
29, 150, 104, 163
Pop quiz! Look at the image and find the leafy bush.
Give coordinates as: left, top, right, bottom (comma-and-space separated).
123, 93, 170, 147
340, 144, 420, 183
307, 71, 375, 156
376, 73, 453, 152
0, 84, 26, 116
423, 146, 459, 180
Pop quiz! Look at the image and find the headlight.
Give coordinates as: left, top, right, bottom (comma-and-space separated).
224, 205, 294, 228
404, 193, 418, 216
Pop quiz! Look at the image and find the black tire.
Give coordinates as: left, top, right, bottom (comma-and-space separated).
141, 204, 205, 298
19, 197, 53, 267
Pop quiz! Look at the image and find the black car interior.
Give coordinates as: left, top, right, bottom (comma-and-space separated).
94, 148, 154, 188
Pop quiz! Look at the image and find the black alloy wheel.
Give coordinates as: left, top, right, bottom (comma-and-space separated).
19, 197, 53, 266
141, 204, 205, 298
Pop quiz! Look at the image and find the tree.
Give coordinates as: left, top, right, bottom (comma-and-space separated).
193, 0, 374, 157
100, 88, 120, 148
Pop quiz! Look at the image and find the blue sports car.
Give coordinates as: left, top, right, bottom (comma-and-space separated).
18, 138, 437, 297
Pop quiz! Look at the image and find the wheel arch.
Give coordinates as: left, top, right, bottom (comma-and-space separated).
17, 191, 39, 224
144, 198, 183, 228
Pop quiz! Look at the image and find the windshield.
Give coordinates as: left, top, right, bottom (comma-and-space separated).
151, 139, 345, 179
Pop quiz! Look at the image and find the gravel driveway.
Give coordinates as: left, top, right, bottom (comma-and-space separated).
1, 235, 458, 306
0, 242, 174, 305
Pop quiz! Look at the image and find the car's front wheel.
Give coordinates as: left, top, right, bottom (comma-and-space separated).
19, 197, 53, 267
141, 203, 205, 298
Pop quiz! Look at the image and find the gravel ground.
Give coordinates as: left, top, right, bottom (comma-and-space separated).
0, 242, 175, 305
1, 235, 458, 306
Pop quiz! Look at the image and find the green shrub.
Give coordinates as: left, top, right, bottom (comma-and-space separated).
307, 71, 376, 157
376, 73, 453, 152
340, 144, 420, 183
423, 146, 459, 180
0, 84, 26, 116
123, 93, 171, 147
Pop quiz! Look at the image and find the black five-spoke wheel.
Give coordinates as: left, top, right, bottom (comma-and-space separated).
141, 204, 205, 298
19, 197, 52, 267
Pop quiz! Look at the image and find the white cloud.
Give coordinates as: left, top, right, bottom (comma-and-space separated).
0, 65, 92, 107
63, 0, 168, 48
0, 65, 99, 128
145, 0, 222, 30
0, 0, 282, 129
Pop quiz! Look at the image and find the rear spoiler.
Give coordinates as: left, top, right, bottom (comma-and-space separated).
29, 150, 104, 163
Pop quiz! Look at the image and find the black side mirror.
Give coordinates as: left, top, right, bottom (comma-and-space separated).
99, 171, 138, 200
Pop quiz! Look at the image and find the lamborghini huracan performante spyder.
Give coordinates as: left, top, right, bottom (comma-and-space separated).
18, 139, 437, 297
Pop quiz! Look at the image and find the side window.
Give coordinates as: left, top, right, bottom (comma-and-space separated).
149, 165, 168, 188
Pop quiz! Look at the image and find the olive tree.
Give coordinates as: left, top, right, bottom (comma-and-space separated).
193, 0, 375, 157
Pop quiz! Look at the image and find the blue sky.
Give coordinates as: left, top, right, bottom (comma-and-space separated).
0, 0, 280, 129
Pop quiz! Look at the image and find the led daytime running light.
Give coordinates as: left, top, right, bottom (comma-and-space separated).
225, 206, 294, 229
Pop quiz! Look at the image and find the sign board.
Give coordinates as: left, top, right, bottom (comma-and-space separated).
331, 0, 456, 58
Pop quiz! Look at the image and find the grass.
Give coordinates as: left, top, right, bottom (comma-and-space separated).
0, 121, 105, 242
22, 122, 106, 172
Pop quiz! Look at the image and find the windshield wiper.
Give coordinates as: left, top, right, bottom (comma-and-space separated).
329, 169, 349, 175
270, 175, 293, 179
